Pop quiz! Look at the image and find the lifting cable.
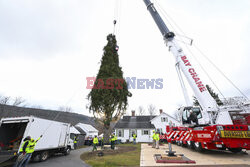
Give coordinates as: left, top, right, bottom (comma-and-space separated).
154, 1, 176, 36
113, 0, 121, 38
155, 0, 225, 99
39, 1, 124, 138
43, 0, 122, 136
41, 84, 83, 136
193, 45, 249, 100
154, 0, 249, 100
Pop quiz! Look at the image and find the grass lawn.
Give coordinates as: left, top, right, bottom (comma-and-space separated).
80, 143, 141, 167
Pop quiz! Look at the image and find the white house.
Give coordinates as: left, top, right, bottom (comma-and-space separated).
114, 110, 180, 143
114, 111, 155, 143
75, 123, 98, 138
150, 109, 180, 134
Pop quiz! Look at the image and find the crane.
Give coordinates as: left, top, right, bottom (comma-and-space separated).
143, 0, 250, 126
143, 0, 250, 153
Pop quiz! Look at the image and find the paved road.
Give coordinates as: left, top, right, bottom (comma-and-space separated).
29, 147, 92, 167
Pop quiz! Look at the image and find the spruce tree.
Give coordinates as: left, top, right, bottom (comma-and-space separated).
87, 34, 131, 143
193, 85, 223, 106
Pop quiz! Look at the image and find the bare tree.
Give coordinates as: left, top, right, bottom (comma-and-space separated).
12, 97, 26, 106
148, 104, 156, 115
173, 109, 182, 122
0, 95, 27, 107
0, 95, 25, 118
138, 106, 145, 115
0, 96, 11, 105
58, 106, 73, 112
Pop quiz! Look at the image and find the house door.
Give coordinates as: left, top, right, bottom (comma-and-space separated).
130, 129, 137, 141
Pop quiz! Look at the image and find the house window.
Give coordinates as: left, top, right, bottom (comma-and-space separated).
143, 130, 149, 135
118, 130, 122, 137
117, 129, 124, 137
161, 117, 168, 122
169, 120, 173, 126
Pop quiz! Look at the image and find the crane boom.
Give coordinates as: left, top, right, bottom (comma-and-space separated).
143, 0, 170, 37
143, 0, 219, 124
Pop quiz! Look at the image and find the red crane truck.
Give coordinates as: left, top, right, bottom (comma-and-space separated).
143, 0, 250, 153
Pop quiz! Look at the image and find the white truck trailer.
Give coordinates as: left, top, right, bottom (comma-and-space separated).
0, 116, 73, 165
75, 123, 98, 145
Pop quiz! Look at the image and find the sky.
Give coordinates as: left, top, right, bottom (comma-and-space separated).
0, 0, 250, 117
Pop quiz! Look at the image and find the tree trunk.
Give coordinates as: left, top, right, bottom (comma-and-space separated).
103, 125, 112, 144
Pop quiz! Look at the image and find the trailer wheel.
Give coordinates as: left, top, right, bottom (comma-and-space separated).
194, 142, 205, 152
229, 148, 242, 153
39, 151, 49, 162
31, 153, 40, 162
64, 147, 71, 156
187, 141, 194, 149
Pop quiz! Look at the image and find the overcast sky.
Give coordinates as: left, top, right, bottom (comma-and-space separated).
0, 0, 250, 117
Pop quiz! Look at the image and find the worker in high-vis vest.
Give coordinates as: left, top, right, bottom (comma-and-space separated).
28, 136, 41, 153
151, 130, 156, 148
74, 135, 78, 150
14, 135, 42, 167
133, 133, 137, 145
110, 134, 116, 150
92, 136, 99, 151
114, 134, 118, 144
100, 136, 104, 149
13, 136, 31, 167
155, 132, 160, 149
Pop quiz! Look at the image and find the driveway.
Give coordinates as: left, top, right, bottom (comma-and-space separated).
140, 144, 250, 166
29, 147, 92, 167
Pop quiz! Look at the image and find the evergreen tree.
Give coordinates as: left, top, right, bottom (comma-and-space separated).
193, 85, 223, 106
87, 34, 131, 143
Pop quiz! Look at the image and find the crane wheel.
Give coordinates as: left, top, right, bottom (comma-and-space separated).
229, 148, 242, 153
194, 142, 205, 152
180, 141, 186, 147
187, 141, 194, 149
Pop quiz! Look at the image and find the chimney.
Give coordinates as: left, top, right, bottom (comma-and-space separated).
159, 109, 163, 114
132, 110, 135, 117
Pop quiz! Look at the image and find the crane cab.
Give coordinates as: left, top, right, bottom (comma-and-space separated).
180, 106, 203, 126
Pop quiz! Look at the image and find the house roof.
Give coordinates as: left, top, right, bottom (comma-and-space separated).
0, 104, 95, 126
114, 116, 156, 129
150, 112, 180, 123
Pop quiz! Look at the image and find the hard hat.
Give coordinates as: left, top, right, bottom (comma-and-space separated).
153, 130, 155, 132
25, 136, 31, 140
